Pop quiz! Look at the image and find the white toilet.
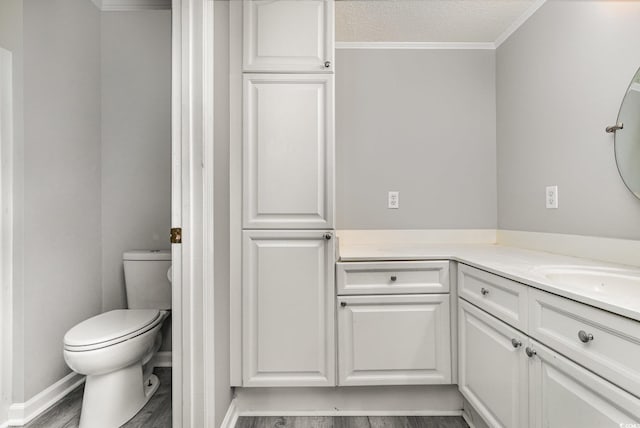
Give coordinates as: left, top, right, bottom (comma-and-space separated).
64, 250, 171, 428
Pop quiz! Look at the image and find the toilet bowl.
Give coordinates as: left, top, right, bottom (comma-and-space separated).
64, 309, 169, 428
63, 249, 172, 428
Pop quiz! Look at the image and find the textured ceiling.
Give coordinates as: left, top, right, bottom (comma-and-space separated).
336, 0, 537, 43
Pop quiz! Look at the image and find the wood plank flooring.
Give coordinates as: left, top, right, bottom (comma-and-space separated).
14, 368, 171, 428
235, 416, 469, 428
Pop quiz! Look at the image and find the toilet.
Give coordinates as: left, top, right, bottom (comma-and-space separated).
63, 250, 171, 428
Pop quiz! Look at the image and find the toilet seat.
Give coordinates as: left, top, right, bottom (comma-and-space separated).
64, 309, 164, 352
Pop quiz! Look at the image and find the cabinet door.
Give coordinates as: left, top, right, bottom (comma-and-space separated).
528, 340, 640, 428
458, 299, 528, 428
243, 0, 334, 72
243, 74, 334, 229
338, 294, 451, 386
242, 230, 335, 386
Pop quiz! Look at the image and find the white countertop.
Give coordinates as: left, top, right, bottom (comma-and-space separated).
338, 242, 640, 322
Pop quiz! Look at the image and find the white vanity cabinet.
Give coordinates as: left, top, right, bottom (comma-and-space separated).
338, 294, 451, 386
458, 263, 640, 428
243, 0, 334, 73
243, 74, 334, 229
336, 261, 452, 386
242, 230, 335, 386
458, 300, 528, 428
528, 340, 640, 428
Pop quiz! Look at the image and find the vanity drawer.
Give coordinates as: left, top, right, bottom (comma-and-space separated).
529, 288, 640, 398
458, 264, 528, 331
336, 261, 449, 295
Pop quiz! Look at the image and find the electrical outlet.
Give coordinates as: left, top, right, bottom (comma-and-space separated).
388, 191, 399, 209
546, 186, 558, 209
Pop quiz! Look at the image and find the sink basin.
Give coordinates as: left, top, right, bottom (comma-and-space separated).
532, 265, 640, 298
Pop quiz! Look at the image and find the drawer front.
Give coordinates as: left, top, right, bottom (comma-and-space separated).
458, 264, 528, 331
337, 261, 449, 295
529, 288, 640, 398
337, 294, 452, 386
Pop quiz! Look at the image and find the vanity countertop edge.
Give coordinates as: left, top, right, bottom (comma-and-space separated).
338, 242, 640, 323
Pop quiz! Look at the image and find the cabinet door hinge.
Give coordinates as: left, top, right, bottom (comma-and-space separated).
170, 227, 182, 244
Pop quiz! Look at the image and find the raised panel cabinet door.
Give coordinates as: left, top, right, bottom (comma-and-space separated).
243, 0, 334, 72
337, 294, 451, 386
458, 300, 528, 428
243, 74, 334, 229
528, 340, 640, 428
242, 230, 336, 387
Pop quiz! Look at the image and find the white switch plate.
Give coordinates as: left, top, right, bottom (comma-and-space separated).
388, 191, 399, 209
546, 186, 558, 209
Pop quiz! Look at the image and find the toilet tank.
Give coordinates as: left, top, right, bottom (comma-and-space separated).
123, 250, 172, 310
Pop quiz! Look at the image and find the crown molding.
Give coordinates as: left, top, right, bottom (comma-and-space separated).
336, 42, 496, 50
494, 0, 547, 48
92, 0, 171, 11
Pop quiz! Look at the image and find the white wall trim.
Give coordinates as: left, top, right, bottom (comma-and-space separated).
220, 399, 240, 428
96, 0, 171, 11
494, 0, 547, 48
0, 47, 14, 428
152, 351, 172, 367
336, 229, 497, 247
7, 373, 85, 426
336, 42, 496, 50
497, 230, 640, 267
238, 410, 463, 417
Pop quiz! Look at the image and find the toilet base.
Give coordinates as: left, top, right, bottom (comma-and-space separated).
79, 364, 159, 428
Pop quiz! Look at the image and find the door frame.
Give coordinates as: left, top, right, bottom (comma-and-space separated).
0, 46, 14, 426
171, 0, 215, 426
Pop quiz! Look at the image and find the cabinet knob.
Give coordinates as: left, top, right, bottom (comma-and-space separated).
324, 60, 331, 68
340, 301, 347, 307
525, 347, 537, 358
390, 275, 397, 282
511, 338, 522, 348
480, 287, 489, 296
578, 330, 594, 343
324, 233, 332, 240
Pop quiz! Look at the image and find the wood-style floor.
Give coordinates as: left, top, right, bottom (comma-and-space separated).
14, 368, 171, 428
236, 417, 469, 428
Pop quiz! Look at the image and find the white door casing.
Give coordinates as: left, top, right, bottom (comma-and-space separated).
242, 230, 336, 387
243, 0, 334, 73
0, 46, 14, 426
458, 299, 529, 428
243, 73, 334, 230
337, 294, 452, 386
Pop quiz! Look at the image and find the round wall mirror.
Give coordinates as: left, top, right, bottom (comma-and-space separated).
614, 67, 640, 199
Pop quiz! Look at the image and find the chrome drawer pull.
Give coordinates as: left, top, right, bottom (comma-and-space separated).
481, 287, 489, 296
511, 338, 522, 348
578, 330, 594, 343
525, 347, 537, 358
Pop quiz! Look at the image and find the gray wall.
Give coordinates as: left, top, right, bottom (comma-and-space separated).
22, 0, 102, 400
214, 1, 233, 425
0, 0, 24, 409
336, 49, 497, 229
101, 11, 172, 314
497, 0, 640, 239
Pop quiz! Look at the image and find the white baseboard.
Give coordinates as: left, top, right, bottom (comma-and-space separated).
8, 372, 85, 426
220, 399, 240, 428
238, 410, 463, 417
153, 351, 172, 368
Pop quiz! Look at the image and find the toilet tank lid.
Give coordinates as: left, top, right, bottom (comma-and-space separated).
123, 250, 171, 261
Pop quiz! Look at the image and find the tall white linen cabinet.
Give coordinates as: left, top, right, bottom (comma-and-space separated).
235, 0, 336, 387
